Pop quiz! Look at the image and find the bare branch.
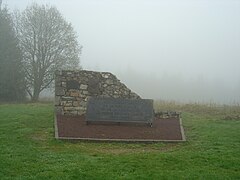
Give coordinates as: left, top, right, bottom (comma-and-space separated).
14, 3, 81, 101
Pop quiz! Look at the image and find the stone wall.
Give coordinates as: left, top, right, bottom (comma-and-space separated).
55, 70, 141, 115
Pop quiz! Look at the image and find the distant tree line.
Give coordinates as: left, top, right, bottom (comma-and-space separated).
0, 2, 81, 102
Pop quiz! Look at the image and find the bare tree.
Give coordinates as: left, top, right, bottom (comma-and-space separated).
15, 3, 81, 101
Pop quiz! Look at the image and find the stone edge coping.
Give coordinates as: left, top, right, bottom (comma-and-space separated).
55, 137, 186, 143
54, 113, 59, 139
179, 118, 186, 141
54, 115, 186, 142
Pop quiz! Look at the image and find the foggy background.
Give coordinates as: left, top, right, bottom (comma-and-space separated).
5, 0, 240, 104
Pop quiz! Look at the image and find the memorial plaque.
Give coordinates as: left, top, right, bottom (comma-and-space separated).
86, 97, 154, 126
66, 80, 80, 90
88, 78, 100, 94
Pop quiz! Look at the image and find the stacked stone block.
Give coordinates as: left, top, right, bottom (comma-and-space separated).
55, 70, 140, 115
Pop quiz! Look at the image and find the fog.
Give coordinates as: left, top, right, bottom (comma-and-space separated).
6, 0, 240, 104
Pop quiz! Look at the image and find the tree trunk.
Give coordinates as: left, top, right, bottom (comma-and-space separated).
31, 90, 40, 102
31, 80, 41, 102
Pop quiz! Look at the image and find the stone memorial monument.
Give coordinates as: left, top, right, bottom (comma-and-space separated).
55, 70, 141, 116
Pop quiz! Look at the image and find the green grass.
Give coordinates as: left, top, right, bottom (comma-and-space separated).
0, 102, 240, 179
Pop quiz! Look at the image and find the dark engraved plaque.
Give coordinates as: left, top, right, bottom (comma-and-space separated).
86, 97, 154, 126
88, 78, 100, 94
66, 80, 79, 90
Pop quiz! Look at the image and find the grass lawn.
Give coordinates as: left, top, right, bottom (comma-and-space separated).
0, 102, 239, 179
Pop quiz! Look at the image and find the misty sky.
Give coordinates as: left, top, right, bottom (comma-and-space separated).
4, 0, 240, 104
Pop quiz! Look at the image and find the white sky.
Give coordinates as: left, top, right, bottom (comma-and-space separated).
4, 0, 240, 103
